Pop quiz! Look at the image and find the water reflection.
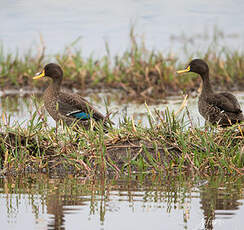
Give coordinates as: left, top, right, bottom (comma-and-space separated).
0, 175, 243, 230
199, 178, 244, 229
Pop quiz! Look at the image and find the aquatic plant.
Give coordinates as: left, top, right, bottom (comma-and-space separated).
0, 30, 244, 101
0, 105, 243, 176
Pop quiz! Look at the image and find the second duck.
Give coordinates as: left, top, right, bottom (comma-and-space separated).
177, 59, 244, 126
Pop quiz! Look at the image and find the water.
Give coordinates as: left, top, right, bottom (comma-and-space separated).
1, 91, 244, 128
1, 0, 244, 57
0, 175, 243, 230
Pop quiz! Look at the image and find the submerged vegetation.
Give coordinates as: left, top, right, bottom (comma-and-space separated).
0, 106, 243, 177
0, 29, 244, 102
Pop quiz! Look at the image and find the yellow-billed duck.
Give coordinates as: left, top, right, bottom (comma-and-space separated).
177, 59, 244, 126
33, 63, 112, 129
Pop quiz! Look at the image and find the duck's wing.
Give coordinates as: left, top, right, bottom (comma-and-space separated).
58, 92, 107, 121
56, 99, 90, 120
208, 92, 242, 113
218, 92, 242, 110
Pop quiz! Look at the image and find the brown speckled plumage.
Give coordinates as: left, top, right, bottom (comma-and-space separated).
34, 63, 111, 129
177, 59, 244, 126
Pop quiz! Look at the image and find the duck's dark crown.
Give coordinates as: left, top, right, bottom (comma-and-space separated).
188, 59, 209, 75
44, 63, 63, 79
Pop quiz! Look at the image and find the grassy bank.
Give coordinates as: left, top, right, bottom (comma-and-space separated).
0, 108, 243, 177
1, 31, 244, 102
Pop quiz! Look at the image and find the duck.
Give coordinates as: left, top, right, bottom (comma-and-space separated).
33, 63, 112, 130
177, 59, 244, 126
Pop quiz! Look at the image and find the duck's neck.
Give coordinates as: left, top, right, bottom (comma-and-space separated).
47, 79, 62, 97
200, 71, 213, 96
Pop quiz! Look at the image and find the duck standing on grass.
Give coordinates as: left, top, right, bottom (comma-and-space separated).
177, 59, 244, 126
33, 63, 112, 130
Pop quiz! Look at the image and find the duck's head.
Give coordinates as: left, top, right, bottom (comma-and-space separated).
177, 59, 209, 76
33, 63, 63, 81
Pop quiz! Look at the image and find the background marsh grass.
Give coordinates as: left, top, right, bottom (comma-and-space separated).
0, 31, 244, 102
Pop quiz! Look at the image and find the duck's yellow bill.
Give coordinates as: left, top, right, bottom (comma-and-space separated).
33, 70, 45, 79
176, 66, 190, 74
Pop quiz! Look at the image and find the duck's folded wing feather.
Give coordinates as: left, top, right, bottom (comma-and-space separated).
207, 93, 242, 113
58, 92, 106, 121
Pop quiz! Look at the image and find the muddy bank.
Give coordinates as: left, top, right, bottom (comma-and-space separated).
0, 131, 180, 176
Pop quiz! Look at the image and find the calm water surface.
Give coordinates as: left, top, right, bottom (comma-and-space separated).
0, 175, 243, 230
1, 0, 244, 56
